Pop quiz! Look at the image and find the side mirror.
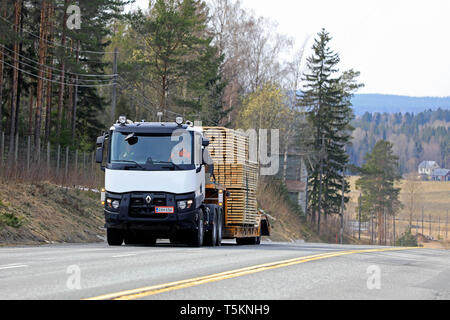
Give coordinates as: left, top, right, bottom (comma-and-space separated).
202, 147, 213, 166
95, 135, 105, 164
95, 147, 104, 164
202, 138, 210, 147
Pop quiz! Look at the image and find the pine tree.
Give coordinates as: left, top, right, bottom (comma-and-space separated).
129, 0, 223, 119
356, 140, 403, 245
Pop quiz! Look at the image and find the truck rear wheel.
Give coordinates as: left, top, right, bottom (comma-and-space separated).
107, 228, 124, 246
204, 207, 217, 247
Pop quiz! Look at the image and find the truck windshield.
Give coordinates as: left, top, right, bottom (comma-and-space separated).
109, 131, 194, 170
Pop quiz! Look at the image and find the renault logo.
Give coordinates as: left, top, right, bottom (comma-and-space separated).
145, 195, 152, 204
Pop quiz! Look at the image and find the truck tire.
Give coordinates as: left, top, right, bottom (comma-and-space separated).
216, 208, 223, 246
188, 209, 204, 247
142, 236, 157, 246
236, 236, 260, 245
107, 228, 124, 246
124, 232, 139, 245
236, 237, 250, 245
204, 207, 217, 247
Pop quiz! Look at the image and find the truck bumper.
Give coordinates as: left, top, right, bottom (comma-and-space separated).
104, 208, 199, 237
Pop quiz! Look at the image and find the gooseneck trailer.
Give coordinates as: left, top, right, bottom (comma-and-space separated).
96, 116, 269, 247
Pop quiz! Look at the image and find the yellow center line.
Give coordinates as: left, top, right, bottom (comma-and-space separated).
85, 247, 417, 300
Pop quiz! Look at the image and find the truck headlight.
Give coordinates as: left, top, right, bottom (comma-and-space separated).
112, 200, 120, 210
106, 198, 120, 210
177, 200, 193, 210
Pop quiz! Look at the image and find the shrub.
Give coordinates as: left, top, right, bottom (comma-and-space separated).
396, 227, 418, 247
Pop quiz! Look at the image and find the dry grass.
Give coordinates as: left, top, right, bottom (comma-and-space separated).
257, 179, 320, 243
0, 181, 104, 246
347, 176, 450, 243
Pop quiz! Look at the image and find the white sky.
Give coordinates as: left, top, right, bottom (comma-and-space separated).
128, 0, 450, 97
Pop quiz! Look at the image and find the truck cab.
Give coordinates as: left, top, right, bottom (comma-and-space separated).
96, 116, 219, 247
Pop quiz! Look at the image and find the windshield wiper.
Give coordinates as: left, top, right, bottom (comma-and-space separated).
112, 160, 145, 170
155, 161, 184, 171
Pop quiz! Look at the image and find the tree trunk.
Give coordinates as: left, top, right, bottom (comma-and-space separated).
44, 2, 54, 145
56, 0, 68, 143
8, 0, 22, 163
0, 0, 7, 134
34, 0, 48, 152
14, 0, 24, 138
71, 40, 80, 144
28, 86, 34, 136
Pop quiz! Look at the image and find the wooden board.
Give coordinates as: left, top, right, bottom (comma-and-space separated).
203, 127, 259, 227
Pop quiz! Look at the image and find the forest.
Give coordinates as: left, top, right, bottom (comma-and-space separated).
348, 109, 449, 174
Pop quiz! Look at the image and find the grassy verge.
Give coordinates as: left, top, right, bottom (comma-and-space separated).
0, 181, 104, 246
0, 177, 322, 246
257, 178, 320, 243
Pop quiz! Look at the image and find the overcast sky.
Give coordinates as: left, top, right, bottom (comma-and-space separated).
128, 0, 450, 97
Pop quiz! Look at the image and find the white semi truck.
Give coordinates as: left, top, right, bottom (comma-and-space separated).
96, 115, 269, 247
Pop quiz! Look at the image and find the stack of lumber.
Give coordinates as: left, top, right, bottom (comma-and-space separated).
203, 127, 259, 226
203, 127, 251, 164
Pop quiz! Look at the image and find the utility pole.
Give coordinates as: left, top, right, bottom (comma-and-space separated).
429, 214, 432, 238
422, 207, 424, 235
446, 209, 448, 240
438, 216, 440, 239
383, 207, 387, 245
111, 47, 118, 123
339, 171, 345, 245
393, 215, 396, 246
317, 135, 325, 234
358, 193, 361, 240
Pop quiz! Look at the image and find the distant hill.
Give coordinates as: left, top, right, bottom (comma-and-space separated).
351, 94, 450, 115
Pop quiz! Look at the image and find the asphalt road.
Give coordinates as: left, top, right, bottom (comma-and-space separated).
0, 240, 448, 300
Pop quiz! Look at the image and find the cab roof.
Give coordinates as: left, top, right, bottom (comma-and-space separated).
111, 122, 200, 134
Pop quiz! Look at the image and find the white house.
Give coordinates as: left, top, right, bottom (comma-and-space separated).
431, 168, 450, 181
418, 161, 440, 176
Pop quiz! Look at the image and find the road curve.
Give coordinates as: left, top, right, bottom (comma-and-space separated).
0, 241, 448, 300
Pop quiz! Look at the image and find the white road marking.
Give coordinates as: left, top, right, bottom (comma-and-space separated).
0, 264, 28, 270
112, 254, 137, 258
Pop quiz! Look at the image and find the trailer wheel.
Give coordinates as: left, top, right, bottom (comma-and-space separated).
216, 208, 223, 246
236, 235, 260, 246
107, 228, 123, 246
188, 209, 204, 247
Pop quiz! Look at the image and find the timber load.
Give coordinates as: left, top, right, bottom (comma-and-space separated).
203, 127, 259, 226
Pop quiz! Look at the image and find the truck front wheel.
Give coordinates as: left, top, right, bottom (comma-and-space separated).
107, 228, 124, 246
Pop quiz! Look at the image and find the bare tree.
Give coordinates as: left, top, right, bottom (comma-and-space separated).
208, 0, 292, 121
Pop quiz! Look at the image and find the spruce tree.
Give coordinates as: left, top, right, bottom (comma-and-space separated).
298, 29, 362, 232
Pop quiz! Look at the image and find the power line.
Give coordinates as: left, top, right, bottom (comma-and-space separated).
1, 49, 114, 83
1, 59, 115, 88
0, 15, 118, 55
117, 77, 157, 107
0, 43, 116, 78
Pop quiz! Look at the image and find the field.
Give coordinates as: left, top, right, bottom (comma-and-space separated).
346, 176, 450, 245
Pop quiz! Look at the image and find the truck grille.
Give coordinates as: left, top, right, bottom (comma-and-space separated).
129, 193, 167, 217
